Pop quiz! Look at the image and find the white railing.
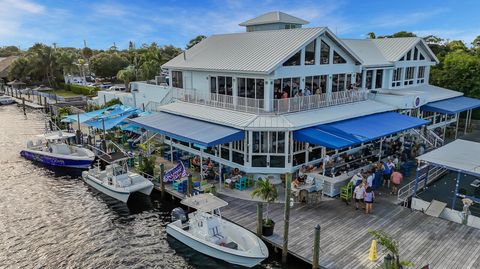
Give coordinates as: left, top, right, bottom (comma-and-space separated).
157, 87, 368, 115
397, 165, 447, 206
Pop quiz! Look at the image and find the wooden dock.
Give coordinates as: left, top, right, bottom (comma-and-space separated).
163, 186, 480, 269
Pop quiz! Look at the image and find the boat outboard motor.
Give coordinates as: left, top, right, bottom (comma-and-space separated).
171, 207, 188, 224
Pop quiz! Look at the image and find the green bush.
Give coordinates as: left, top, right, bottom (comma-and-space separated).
58, 82, 99, 96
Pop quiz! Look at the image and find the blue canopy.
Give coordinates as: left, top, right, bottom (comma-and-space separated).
421, 96, 480, 115
62, 107, 109, 123
84, 111, 136, 130
294, 112, 429, 149
129, 112, 245, 147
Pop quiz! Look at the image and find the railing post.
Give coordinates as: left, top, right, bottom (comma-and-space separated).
160, 163, 166, 200
282, 173, 292, 263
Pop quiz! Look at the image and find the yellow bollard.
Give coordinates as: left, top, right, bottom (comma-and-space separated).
368, 240, 378, 262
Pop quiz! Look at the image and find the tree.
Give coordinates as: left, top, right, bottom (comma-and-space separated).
90, 52, 129, 78
116, 65, 136, 90
81, 47, 93, 59
472, 35, 480, 48
251, 178, 278, 226
0, 46, 21, 57
446, 40, 468, 52
367, 32, 376, 39
186, 35, 206, 49
378, 31, 417, 39
26, 43, 59, 86
8, 57, 30, 81
368, 230, 414, 269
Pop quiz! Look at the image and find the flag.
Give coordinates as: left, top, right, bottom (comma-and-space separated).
163, 162, 188, 182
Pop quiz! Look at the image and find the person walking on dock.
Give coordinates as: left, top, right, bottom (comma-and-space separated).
364, 186, 375, 214
353, 181, 366, 210
390, 169, 403, 195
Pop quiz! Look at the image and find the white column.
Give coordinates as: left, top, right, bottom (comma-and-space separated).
264, 80, 274, 112
248, 131, 253, 166
425, 66, 431, 84
371, 70, 377, 89
233, 76, 238, 107
300, 48, 305, 66
315, 37, 321, 65
361, 70, 367, 90
243, 131, 248, 165
219, 162, 222, 191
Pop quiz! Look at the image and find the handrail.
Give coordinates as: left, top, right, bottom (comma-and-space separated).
397, 165, 447, 206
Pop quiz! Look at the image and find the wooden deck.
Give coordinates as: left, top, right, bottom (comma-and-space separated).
219, 195, 480, 269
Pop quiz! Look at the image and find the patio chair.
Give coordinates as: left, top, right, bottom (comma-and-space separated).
172, 180, 180, 191
201, 180, 212, 193
235, 176, 247, 191
340, 181, 354, 205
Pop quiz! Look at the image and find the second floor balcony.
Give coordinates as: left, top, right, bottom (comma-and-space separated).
167, 88, 368, 115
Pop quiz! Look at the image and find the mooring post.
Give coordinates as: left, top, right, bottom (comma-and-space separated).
256, 202, 263, 236
187, 174, 193, 195
76, 113, 81, 144
312, 224, 321, 269
282, 172, 292, 263
22, 98, 26, 116
44, 96, 48, 113
160, 163, 166, 200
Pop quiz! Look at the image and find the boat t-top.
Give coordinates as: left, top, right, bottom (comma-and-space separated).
81, 151, 154, 203
20, 131, 95, 169
167, 193, 269, 267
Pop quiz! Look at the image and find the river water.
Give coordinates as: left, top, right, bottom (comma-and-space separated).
0, 105, 296, 269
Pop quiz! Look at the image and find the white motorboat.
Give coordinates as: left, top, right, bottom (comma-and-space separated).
167, 194, 269, 268
82, 152, 154, 203
0, 96, 15, 105
20, 131, 95, 169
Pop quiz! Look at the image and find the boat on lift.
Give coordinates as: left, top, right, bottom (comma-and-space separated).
20, 131, 95, 169
81, 152, 154, 203
167, 194, 269, 268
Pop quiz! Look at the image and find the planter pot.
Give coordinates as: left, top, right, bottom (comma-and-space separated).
262, 220, 275, 236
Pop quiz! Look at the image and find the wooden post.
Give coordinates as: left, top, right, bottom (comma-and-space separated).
160, 163, 166, 200
22, 98, 26, 116
76, 113, 81, 144
282, 172, 292, 263
312, 224, 321, 269
256, 202, 263, 236
187, 174, 193, 195
44, 96, 48, 113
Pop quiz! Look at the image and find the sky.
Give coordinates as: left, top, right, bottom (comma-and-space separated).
1, 0, 479, 50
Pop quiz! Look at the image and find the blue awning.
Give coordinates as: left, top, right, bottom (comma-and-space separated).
84, 110, 137, 130
129, 112, 245, 147
421, 96, 480, 115
294, 112, 429, 149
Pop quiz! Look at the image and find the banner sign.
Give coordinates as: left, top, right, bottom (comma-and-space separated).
163, 162, 188, 182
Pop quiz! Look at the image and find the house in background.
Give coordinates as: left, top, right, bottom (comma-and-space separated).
117, 11, 480, 196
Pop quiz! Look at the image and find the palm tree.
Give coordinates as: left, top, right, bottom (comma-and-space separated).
251, 178, 278, 226
367, 32, 376, 39
116, 65, 136, 90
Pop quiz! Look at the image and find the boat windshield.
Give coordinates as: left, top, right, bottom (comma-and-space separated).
112, 163, 128, 176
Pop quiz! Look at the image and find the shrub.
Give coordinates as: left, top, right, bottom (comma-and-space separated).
59, 82, 99, 96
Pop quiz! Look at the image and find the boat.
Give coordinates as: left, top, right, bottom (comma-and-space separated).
0, 96, 15, 105
20, 131, 95, 169
81, 152, 154, 203
167, 193, 269, 268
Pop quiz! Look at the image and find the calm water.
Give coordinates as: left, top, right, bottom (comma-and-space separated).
0, 105, 298, 269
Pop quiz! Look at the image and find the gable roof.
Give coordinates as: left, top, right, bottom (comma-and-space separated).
341, 37, 439, 67
163, 27, 363, 75
239, 11, 309, 26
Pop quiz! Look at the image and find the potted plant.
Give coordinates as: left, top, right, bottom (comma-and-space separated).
251, 178, 278, 236
368, 229, 413, 269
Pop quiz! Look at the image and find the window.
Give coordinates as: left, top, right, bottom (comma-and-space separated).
332, 74, 338, 92
375, 70, 383, 89
226, 77, 233, 95
283, 51, 301, 66
247, 78, 255, 98
417, 66, 425, 84
252, 131, 286, 168
210, 76, 233, 96
256, 79, 264, 100
172, 71, 183, 88
392, 68, 402, 87
404, 67, 415, 85
218, 76, 225, 95
333, 51, 346, 64
419, 53, 425, 60
320, 41, 330, 64
356, 72, 363, 88
237, 77, 264, 100
414, 47, 419, 60
346, 74, 352, 90
332, 74, 346, 92
305, 40, 316, 65
399, 56, 405, 61
406, 50, 412, 61
305, 75, 327, 94
366, 70, 373, 89
210, 77, 216, 94
238, 77, 246, 98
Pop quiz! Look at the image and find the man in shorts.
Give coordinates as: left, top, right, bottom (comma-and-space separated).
353, 181, 366, 210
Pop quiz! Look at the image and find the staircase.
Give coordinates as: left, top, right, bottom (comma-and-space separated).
397, 165, 447, 207
144, 87, 175, 112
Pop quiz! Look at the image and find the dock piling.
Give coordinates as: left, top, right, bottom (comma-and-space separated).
282, 172, 292, 263
22, 98, 26, 116
312, 224, 321, 269
256, 202, 263, 236
187, 174, 193, 195
160, 163, 165, 200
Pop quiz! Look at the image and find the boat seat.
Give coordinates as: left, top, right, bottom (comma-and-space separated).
224, 241, 238, 250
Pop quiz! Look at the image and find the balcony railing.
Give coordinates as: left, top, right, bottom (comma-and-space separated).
165, 87, 368, 115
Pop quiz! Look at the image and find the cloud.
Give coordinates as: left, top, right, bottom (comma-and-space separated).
91, 2, 128, 17
413, 28, 478, 44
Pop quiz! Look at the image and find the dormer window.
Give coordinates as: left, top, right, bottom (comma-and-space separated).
283, 51, 301, 66
414, 47, 419, 60
333, 51, 346, 64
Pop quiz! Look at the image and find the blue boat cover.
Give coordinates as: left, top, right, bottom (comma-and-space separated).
129, 112, 245, 147
294, 112, 429, 149
421, 96, 480, 115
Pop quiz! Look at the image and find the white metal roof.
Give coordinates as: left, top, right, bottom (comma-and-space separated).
163, 27, 326, 74
341, 39, 392, 67
417, 139, 480, 176
181, 193, 228, 211
371, 37, 420, 61
239, 11, 309, 26
408, 84, 463, 102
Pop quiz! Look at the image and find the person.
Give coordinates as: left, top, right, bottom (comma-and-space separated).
390, 169, 403, 194
191, 156, 200, 170
353, 181, 366, 210
282, 90, 289, 99
304, 87, 311, 96
350, 170, 363, 186
315, 88, 322, 95
366, 170, 374, 188
299, 165, 307, 177
364, 186, 375, 214
382, 161, 392, 188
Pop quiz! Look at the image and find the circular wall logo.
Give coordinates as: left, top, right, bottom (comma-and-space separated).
414, 96, 421, 107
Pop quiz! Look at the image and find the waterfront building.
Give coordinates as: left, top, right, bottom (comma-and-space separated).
101, 12, 480, 196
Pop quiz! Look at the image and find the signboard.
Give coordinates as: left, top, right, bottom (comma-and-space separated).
163, 162, 188, 182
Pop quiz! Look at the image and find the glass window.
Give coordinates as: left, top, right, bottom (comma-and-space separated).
419, 53, 425, 60
356, 72, 363, 88
252, 155, 267, 167
270, 156, 285, 168
399, 56, 405, 61
238, 78, 246, 98
417, 66, 425, 84
256, 79, 264, 100
332, 74, 339, 92
338, 74, 345, 91
406, 50, 412, 61
308, 147, 323, 162
210, 77, 217, 94
274, 79, 282, 99
283, 51, 301, 66
172, 71, 183, 88
375, 70, 383, 89
218, 76, 226, 95
414, 47, 419, 60
320, 41, 330, 64
333, 51, 346, 64
221, 147, 229, 160
226, 77, 233, 96
366, 70, 373, 89
293, 152, 305, 166
346, 74, 352, 90
320, 75, 327, 93
292, 77, 300, 97
305, 40, 316, 65
232, 151, 244, 165
392, 68, 402, 87
247, 78, 255, 99
404, 67, 415, 85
